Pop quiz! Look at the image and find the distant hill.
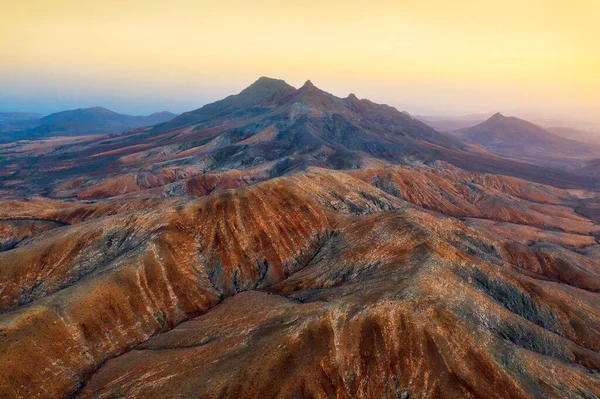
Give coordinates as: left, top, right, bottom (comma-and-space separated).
547, 126, 600, 144
414, 113, 492, 132
0, 112, 43, 124
0, 107, 177, 142
2, 77, 598, 200
450, 113, 600, 167
587, 158, 600, 171
0, 112, 45, 133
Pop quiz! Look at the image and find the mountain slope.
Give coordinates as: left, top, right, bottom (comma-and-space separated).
152, 77, 296, 133
0, 112, 43, 124
151, 77, 462, 160
4, 77, 598, 200
452, 113, 600, 166
1, 166, 599, 398
415, 112, 492, 132
547, 126, 600, 143
0, 112, 45, 133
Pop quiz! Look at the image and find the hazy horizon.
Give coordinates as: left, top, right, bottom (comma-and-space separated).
2, 76, 598, 131
2, 1, 599, 123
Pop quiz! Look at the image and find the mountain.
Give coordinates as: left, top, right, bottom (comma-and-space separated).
0, 107, 177, 142
0, 112, 43, 124
152, 77, 297, 133
1, 78, 597, 202
415, 112, 492, 132
152, 76, 462, 153
451, 112, 600, 167
1, 78, 600, 397
547, 126, 600, 143
39, 107, 176, 127
0, 112, 45, 133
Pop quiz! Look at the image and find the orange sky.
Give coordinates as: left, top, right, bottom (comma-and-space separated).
1, 0, 599, 121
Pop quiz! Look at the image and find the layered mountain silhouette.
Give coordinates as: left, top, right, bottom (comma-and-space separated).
0, 112, 44, 133
0, 107, 176, 142
452, 112, 600, 167
548, 126, 600, 143
415, 112, 492, 132
1, 77, 597, 201
0, 112, 43, 124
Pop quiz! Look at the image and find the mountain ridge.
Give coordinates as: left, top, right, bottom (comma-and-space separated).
1, 77, 599, 201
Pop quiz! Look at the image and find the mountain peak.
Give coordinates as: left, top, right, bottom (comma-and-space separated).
40, 106, 120, 124
488, 112, 506, 121
296, 79, 327, 97
233, 77, 295, 106
455, 111, 600, 163
83, 106, 121, 117
254, 76, 284, 85
150, 77, 295, 133
485, 113, 535, 127
87, 106, 113, 112
242, 77, 293, 94
289, 79, 345, 110
148, 111, 176, 117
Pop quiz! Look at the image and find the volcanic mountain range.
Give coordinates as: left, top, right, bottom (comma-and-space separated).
1, 77, 598, 199
1, 78, 600, 398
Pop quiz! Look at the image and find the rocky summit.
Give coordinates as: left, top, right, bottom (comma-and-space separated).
1, 78, 600, 399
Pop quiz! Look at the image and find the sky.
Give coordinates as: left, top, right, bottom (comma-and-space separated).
1, 0, 599, 122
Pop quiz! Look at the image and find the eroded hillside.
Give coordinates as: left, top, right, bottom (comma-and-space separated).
1, 165, 599, 398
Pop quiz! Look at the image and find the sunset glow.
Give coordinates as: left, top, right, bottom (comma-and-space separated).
1, 0, 599, 119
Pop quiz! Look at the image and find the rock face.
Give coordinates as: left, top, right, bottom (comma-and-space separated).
1, 78, 600, 398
